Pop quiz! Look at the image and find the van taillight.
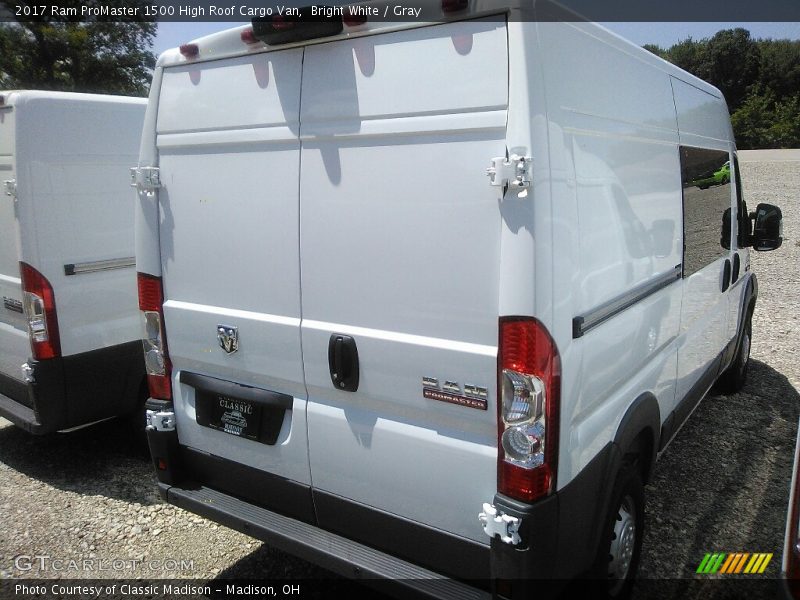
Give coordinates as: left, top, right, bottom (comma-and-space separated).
786, 439, 800, 595
497, 317, 560, 502
240, 28, 259, 44
179, 43, 199, 58
138, 272, 171, 401
20, 262, 61, 360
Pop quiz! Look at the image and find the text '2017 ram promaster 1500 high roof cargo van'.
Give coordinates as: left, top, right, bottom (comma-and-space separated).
0, 91, 148, 434
135, 3, 784, 597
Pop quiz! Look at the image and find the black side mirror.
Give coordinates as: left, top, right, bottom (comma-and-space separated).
720, 208, 731, 250
751, 203, 783, 251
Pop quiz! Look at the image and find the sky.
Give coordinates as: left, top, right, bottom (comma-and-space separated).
153, 21, 800, 56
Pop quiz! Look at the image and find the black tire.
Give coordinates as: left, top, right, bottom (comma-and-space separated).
718, 313, 752, 394
591, 464, 645, 600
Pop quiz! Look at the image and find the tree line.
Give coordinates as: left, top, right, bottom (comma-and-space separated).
0, 13, 797, 149
644, 28, 800, 149
0, 1, 155, 96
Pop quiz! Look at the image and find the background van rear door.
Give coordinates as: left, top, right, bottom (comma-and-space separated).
299, 18, 508, 545
0, 104, 27, 389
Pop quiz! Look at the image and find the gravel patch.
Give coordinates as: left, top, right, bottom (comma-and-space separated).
0, 150, 798, 596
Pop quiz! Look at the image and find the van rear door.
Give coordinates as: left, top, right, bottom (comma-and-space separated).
155, 50, 311, 489
0, 102, 28, 391
299, 18, 508, 545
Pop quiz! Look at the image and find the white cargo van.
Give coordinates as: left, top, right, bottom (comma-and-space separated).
136, 4, 784, 597
0, 91, 147, 434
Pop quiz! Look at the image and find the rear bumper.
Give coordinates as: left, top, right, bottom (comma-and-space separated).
162, 483, 490, 600
0, 340, 144, 434
147, 399, 615, 598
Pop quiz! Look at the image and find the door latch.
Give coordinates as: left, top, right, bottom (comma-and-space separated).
486, 155, 532, 189
3, 179, 16, 199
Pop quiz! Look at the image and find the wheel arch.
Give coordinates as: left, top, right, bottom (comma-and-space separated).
613, 391, 661, 485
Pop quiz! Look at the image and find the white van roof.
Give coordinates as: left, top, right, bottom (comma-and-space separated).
1, 89, 146, 107
157, 7, 722, 102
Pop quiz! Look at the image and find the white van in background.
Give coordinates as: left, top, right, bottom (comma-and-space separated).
0, 91, 147, 434
136, 3, 783, 597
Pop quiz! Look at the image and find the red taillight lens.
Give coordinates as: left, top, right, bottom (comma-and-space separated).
179, 43, 199, 58
271, 16, 294, 31
497, 317, 560, 502
137, 272, 163, 311
240, 28, 259, 44
137, 272, 171, 401
20, 262, 61, 360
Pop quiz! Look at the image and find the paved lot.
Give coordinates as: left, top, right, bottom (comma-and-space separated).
0, 149, 798, 597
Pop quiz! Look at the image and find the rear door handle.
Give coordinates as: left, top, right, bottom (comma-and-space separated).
328, 334, 359, 392
721, 258, 731, 293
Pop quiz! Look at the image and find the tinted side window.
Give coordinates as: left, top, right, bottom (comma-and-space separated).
679, 146, 732, 276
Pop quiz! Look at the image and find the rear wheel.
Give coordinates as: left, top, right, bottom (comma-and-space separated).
718, 313, 752, 394
592, 464, 645, 599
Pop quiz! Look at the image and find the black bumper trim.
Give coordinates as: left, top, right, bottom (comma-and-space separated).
177, 446, 316, 524
314, 489, 490, 581
0, 388, 42, 432
489, 442, 615, 592
163, 483, 490, 600
0, 370, 30, 407
0, 340, 144, 434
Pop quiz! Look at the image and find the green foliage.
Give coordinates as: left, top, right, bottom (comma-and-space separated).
644, 29, 800, 149
0, 0, 156, 96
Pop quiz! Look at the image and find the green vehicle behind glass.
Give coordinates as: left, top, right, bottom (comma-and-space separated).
690, 160, 731, 189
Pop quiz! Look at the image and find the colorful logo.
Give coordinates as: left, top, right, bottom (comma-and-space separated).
696, 552, 773, 574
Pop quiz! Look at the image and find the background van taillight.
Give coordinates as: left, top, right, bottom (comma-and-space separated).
498, 317, 560, 502
137, 272, 171, 401
20, 262, 61, 360
785, 435, 800, 595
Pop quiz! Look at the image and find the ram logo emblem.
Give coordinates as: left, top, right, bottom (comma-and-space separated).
217, 325, 239, 354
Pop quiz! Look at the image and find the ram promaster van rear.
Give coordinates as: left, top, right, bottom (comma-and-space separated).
138, 3, 784, 596
0, 91, 147, 434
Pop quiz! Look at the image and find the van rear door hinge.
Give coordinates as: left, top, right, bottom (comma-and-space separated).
145, 408, 176, 432
130, 166, 161, 194
486, 155, 532, 189
479, 503, 522, 545
3, 179, 16, 199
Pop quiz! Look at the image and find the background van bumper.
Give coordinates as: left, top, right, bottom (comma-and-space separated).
0, 340, 143, 434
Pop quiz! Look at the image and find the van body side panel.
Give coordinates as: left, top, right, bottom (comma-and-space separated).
13, 96, 144, 357
155, 50, 311, 485
671, 78, 736, 408
299, 18, 507, 543
536, 22, 683, 485
0, 104, 27, 385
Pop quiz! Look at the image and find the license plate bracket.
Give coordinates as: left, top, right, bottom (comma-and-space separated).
182, 371, 292, 446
